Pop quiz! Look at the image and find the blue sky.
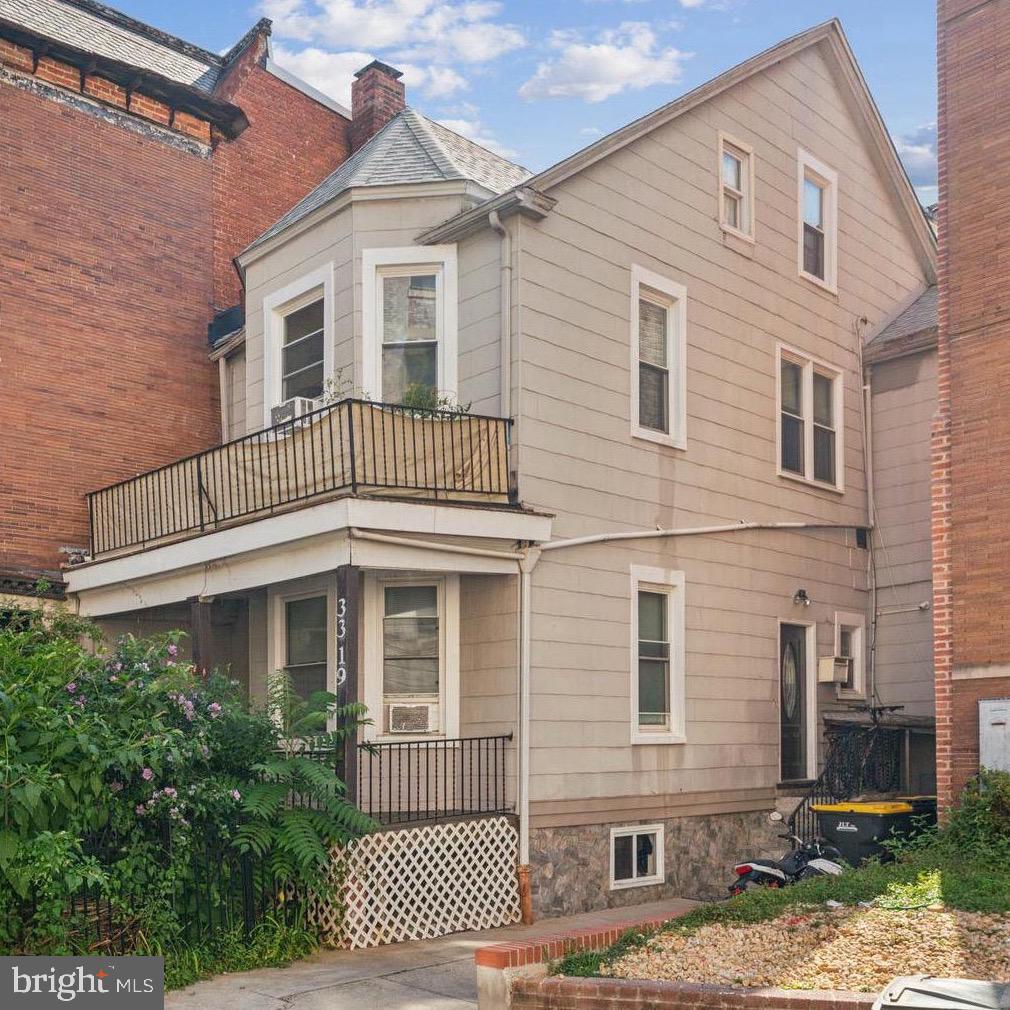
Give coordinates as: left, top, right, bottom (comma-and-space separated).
119, 0, 937, 203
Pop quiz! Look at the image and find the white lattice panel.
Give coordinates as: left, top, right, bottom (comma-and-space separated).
308, 815, 521, 949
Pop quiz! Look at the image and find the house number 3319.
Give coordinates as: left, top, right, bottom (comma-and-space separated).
335, 596, 348, 688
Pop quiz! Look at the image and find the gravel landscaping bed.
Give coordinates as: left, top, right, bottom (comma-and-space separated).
600, 906, 1010, 992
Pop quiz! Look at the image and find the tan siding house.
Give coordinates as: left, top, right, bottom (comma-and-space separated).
67, 21, 937, 924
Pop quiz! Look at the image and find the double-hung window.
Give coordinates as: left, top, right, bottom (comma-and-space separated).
262, 263, 334, 426
631, 566, 685, 744
718, 133, 753, 239
630, 266, 687, 448
281, 299, 325, 401
798, 150, 838, 290
284, 595, 328, 701
362, 247, 458, 405
380, 271, 438, 404
778, 347, 843, 489
363, 574, 460, 740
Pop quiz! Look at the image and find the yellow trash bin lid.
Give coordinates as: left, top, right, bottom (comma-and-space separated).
811, 801, 914, 815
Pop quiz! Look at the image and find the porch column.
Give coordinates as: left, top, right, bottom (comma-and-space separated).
336, 565, 360, 804
189, 596, 213, 676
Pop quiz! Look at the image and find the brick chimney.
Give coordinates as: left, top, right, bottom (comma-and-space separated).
350, 60, 405, 152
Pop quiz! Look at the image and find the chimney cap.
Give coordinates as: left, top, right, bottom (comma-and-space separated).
354, 59, 403, 80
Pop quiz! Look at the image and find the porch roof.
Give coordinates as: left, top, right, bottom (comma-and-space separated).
65, 496, 552, 616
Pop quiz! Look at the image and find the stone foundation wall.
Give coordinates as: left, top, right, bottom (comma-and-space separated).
530, 809, 782, 917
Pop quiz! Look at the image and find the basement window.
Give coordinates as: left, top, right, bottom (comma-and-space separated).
610, 824, 665, 889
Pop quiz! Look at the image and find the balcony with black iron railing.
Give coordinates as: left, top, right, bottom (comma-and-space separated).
87, 398, 515, 558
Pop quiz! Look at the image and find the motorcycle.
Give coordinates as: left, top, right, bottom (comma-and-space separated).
727, 832, 845, 895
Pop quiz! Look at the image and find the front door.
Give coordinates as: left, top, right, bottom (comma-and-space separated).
780, 624, 808, 781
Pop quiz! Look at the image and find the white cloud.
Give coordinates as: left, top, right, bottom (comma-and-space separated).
580, 126, 602, 136
436, 116, 518, 158
895, 122, 937, 188
261, 0, 525, 65
272, 45, 468, 106
518, 22, 689, 103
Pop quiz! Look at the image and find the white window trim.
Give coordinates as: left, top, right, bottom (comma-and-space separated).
797, 149, 838, 293
362, 572, 460, 743
834, 611, 866, 699
777, 619, 818, 782
629, 265, 687, 449
775, 342, 845, 493
267, 576, 337, 713
361, 245, 458, 403
718, 131, 755, 242
630, 565, 686, 745
610, 823, 665, 890
262, 263, 335, 428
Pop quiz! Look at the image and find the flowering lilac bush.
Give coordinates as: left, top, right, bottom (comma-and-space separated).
0, 607, 370, 953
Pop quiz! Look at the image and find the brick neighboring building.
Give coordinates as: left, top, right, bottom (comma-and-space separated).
0, 0, 354, 598
934, 0, 1010, 807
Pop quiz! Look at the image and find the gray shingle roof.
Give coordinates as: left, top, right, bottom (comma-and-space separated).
0, 0, 222, 92
865, 286, 938, 359
246, 108, 531, 253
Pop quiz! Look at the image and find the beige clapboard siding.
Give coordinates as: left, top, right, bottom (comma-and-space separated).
870, 349, 936, 716
224, 348, 246, 440
515, 41, 928, 807
458, 229, 503, 415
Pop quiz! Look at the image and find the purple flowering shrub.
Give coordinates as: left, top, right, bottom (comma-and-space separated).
0, 607, 370, 952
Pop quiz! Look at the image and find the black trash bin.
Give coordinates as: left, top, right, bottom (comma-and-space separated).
873, 976, 1010, 1010
811, 801, 915, 864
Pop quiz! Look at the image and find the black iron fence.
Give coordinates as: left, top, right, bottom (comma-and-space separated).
357, 734, 513, 825
789, 721, 904, 843
88, 399, 513, 556
9, 825, 298, 955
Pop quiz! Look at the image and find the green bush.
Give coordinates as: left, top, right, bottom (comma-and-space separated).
0, 605, 372, 955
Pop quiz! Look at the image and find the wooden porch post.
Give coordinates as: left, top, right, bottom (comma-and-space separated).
189, 596, 213, 676
336, 565, 360, 804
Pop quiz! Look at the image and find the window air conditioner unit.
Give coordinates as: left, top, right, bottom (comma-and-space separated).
270, 397, 318, 426
818, 656, 851, 684
388, 703, 435, 734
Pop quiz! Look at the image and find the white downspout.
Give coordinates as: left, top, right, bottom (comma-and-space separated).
488, 210, 512, 419
516, 544, 540, 923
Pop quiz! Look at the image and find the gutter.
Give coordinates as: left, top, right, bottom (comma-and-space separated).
418, 186, 555, 245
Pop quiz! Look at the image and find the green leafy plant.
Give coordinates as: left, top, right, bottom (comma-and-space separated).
398, 383, 472, 415
0, 608, 371, 958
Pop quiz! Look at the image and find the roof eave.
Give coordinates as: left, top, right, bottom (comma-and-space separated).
864, 326, 938, 365
0, 17, 248, 137
418, 186, 556, 244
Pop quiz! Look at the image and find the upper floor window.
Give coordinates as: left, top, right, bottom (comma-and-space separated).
380, 271, 438, 403
363, 246, 458, 405
718, 132, 754, 239
281, 299, 325, 401
262, 263, 334, 426
630, 265, 687, 449
797, 150, 838, 291
778, 345, 843, 490
630, 565, 686, 745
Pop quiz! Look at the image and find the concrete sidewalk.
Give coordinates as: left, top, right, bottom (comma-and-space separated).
165, 898, 696, 1010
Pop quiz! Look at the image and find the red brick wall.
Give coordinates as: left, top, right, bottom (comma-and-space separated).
935, 0, 1010, 807
210, 34, 351, 308
0, 80, 219, 579
0, 27, 353, 587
